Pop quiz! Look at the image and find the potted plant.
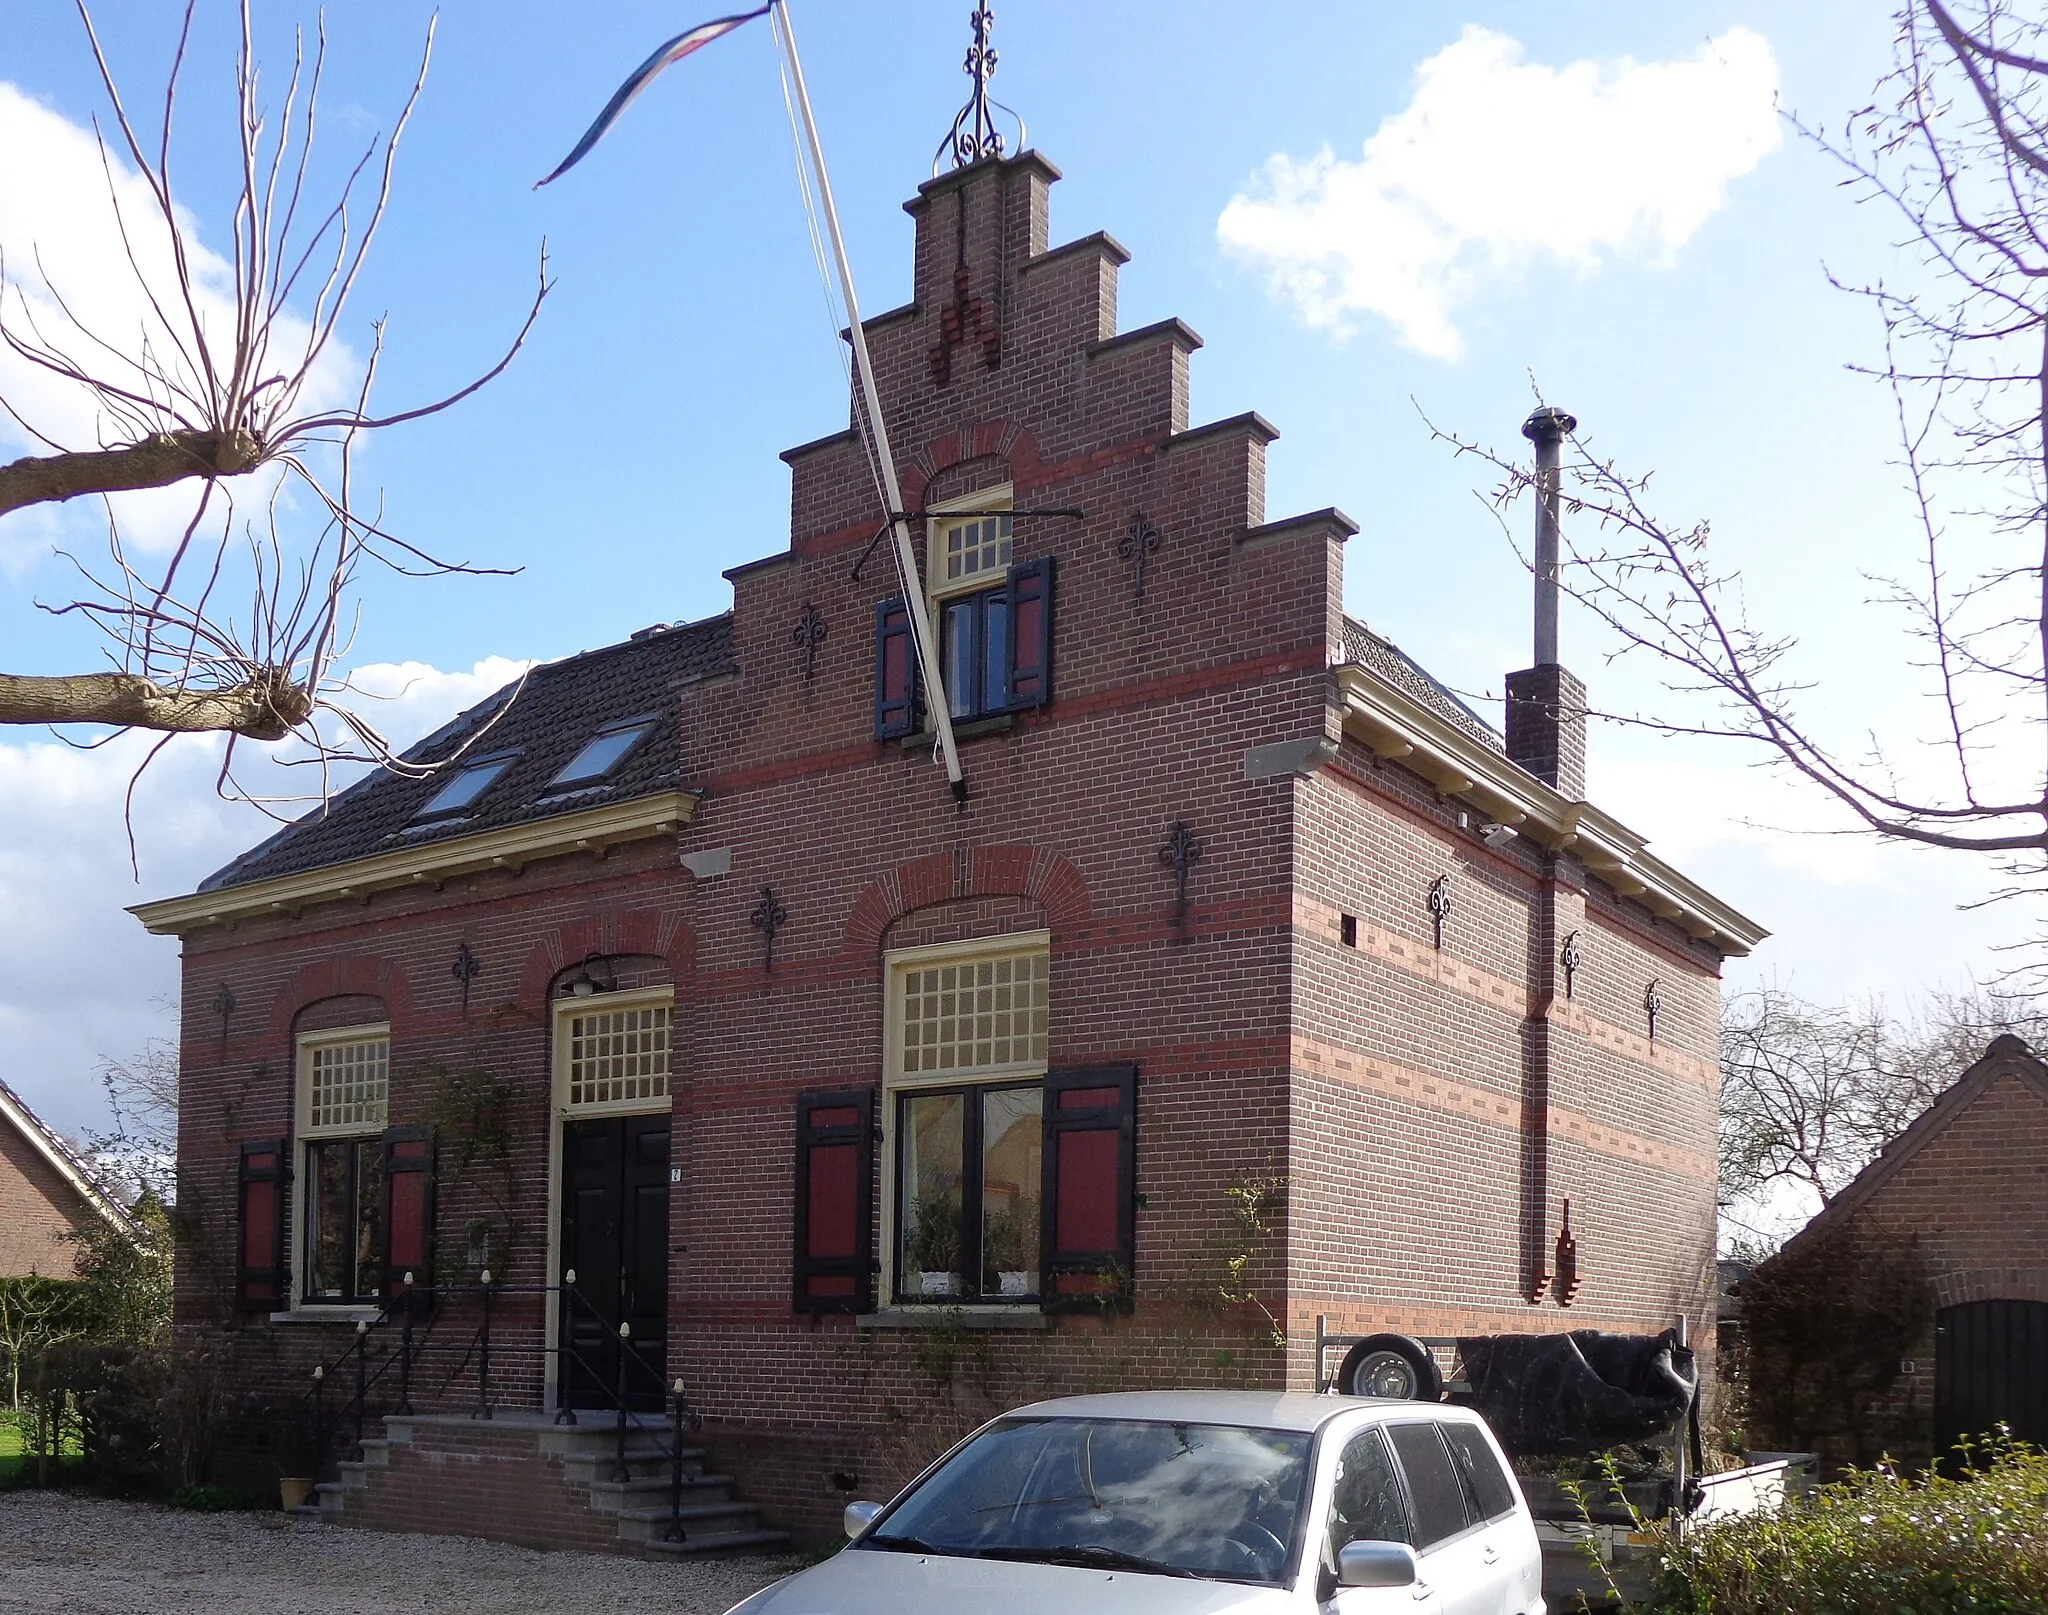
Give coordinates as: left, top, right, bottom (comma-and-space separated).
270, 1403, 317, 1512
982, 1203, 1038, 1297
908, 1193, 961, 1297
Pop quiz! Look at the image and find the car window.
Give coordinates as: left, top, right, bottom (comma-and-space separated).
1326, 1426, 1410, 1561
1441, 1422, 1517, 1521
1386, 1423, 1472, 1549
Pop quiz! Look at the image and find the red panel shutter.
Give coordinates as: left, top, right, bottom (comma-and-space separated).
1005, 556, 1055, 711
794, 1087, 876, 1314
236, 1137, 289, 1310
381, 1126, 436, 1299
873, 598, 919, 739
1039, 1064, 1136, 1313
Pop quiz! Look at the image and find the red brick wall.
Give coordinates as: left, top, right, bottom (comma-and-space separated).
0, 1121, 89, 1278
168, 152, 1726, 1527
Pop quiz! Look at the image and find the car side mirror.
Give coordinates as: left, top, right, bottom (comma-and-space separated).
1337, 1539, 1419, 1588
843, 1500, 885, 1539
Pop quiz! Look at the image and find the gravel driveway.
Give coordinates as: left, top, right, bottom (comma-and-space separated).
0, 1493, 801, 1614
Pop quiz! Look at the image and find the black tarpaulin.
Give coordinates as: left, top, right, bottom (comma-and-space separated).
1455, 1328, 1698, 1457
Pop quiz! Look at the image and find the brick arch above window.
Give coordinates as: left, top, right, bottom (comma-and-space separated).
514, 908, 692, 1009
899, 420, 1043, 511
844, 845, 1090, 957
266, 957, 414, 1040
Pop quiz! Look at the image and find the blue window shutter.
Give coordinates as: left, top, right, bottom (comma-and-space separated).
873, 597, 919, 739
1006, 556, 1055, 711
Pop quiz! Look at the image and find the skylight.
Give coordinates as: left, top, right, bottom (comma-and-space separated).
548, 718, 655, 791
413, 754, 517, 820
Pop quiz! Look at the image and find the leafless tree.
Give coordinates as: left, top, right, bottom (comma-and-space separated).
86, 1027, 179, 1201
1719, 983, 2046, 1246
0, 1, 544, 784
1434, 1, 2048, 942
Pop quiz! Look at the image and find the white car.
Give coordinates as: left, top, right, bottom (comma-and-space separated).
724, 1390, 1545, 1613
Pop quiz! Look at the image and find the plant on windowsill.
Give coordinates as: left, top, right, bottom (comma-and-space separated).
980, 1203, 1038, 1298
908, 1193, 962, 1299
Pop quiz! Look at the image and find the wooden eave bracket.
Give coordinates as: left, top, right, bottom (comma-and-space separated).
128, 791, 698, 937
1334, 666, 1766, 957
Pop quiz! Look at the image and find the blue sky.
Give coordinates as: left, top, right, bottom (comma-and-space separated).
2, 1, 2024, 1138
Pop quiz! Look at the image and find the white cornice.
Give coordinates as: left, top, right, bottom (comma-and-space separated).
129, 791, 696, 938
1335, 664, 1767, 958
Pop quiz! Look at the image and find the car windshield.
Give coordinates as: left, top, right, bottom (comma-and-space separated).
860, 1416, 1312, 1586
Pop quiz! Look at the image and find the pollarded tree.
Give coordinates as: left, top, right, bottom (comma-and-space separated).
0, 1, 544, 777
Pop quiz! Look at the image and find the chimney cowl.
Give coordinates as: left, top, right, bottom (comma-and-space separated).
1521, 405, 1577, 445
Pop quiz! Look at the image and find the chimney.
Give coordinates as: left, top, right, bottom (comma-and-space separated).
1505, 406, 1587, 799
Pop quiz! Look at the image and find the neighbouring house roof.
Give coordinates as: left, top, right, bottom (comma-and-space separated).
1340, 617, 1503, 754
0, 1078, 139, 1239
1775, 1033, 2048, 1258
197, 614, 735, 894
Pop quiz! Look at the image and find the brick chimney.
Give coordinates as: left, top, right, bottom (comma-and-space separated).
1505, 406, 1587, 799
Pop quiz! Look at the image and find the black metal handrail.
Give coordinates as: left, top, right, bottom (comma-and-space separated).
295, 1274, 701, 1541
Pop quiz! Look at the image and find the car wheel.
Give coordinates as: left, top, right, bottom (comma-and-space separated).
1338, 1334, 1443, 1401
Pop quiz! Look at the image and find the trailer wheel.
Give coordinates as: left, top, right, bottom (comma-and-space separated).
1338, 1335, 1442, 1401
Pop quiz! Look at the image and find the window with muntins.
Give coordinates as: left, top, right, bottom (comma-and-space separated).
564, 1002, 671, 1111
297, 1028, 391, 1306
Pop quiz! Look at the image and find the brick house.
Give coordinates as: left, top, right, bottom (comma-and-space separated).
133, 146, 1764, 1546
1747, 1034, 2048, 1471
0, 1078, 135, 1278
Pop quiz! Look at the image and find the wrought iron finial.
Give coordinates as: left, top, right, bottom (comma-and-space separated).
1118, 512, 1163, 604
1427, 876, 1454, 950
1158, 820, 1204, 936
750, 885, 789, 974
451, 941, 483, 1014
1559, 931, 1582, 1001
792, 602, 829, 681
1644, 979, 1664, 1042
935, 5, 1025, 174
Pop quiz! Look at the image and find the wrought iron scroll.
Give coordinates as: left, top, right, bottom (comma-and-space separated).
1158, 820, 1204, 936
1427, 876, 1453, 950
213, 981, 236, 1053
1644, 979, 1663, 1042
934, 4, 1022, 173
792, 602, 828, 681
1118, 512, 1162, 604
750, 885, 789, 974
451, 942, 483, 1015
1559, 931, 1581, 1001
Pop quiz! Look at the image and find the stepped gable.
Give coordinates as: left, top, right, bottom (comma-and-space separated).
201, 614, 734, 893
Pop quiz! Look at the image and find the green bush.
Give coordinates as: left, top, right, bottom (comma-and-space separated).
1640, 1436, 2048, 1615
170, 1482, 267, 1512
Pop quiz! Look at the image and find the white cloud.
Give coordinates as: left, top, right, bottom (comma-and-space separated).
0, 81, 358, 555
1218, 26, 1781, 358
0, 656, 527, 1141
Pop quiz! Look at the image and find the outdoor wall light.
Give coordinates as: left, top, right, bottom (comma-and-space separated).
562, 953, 618, 997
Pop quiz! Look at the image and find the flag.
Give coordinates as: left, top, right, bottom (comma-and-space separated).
536, 4, 773, 188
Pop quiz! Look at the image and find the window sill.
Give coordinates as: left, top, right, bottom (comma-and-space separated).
901, 713, 1015, 748
857, 1307, 1048, 1331
268, 1306, 383, 1325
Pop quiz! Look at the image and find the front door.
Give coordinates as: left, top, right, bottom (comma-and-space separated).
559, 1114, 671, 1410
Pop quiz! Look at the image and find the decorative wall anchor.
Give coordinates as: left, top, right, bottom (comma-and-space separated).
792, 602, 828, 681
451, 942, 483, 1015
1117, 511, 1162, 604
1553, 1198, 1582, 1307
1427, 876, 1453, 950
212, 981, 236, 1052
1560, 931, 1582, 1000
1158, 820, 1204, 936
750, 885, 789, 973
1644, 979, 1663, 1043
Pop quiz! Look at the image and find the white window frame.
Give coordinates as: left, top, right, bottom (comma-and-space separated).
880, 931, 1049, 1308
922, 485, 1017, 731
291, 1023, 390, 1311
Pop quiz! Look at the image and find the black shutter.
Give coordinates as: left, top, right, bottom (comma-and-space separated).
1005, 556, 1055, 711
1039, 1064, 1136, 1313
794, 1087, 877, 1314
873, 598, 920, 739
381, 1126, 436, 1300
236, 1137, 289, 1310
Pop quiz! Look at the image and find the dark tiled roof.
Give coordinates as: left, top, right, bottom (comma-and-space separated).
202, 615, 736, 892
1340, 617, 1503, 753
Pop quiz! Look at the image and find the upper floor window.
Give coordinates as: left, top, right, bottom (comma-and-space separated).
548, 716, 656, 792
414, 752, 517, 820
872, 490, 1055, 739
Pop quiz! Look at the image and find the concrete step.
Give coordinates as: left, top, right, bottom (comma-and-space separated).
586, 1473, 735, 1506
640, 1526, 794, 1559
614, 1498, 761, 1529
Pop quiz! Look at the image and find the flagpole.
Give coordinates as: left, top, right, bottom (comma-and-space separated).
771, 0, 965, 798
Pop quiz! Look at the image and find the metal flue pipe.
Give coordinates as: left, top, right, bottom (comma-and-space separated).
1521, 406, 1576, 667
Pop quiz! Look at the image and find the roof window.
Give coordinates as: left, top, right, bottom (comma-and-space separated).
413, 753, 518, 821
547, 716, 656, 791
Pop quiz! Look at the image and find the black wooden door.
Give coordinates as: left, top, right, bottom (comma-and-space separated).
559, 1115, 671, 1410
1935, 1299, 2048, 1461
